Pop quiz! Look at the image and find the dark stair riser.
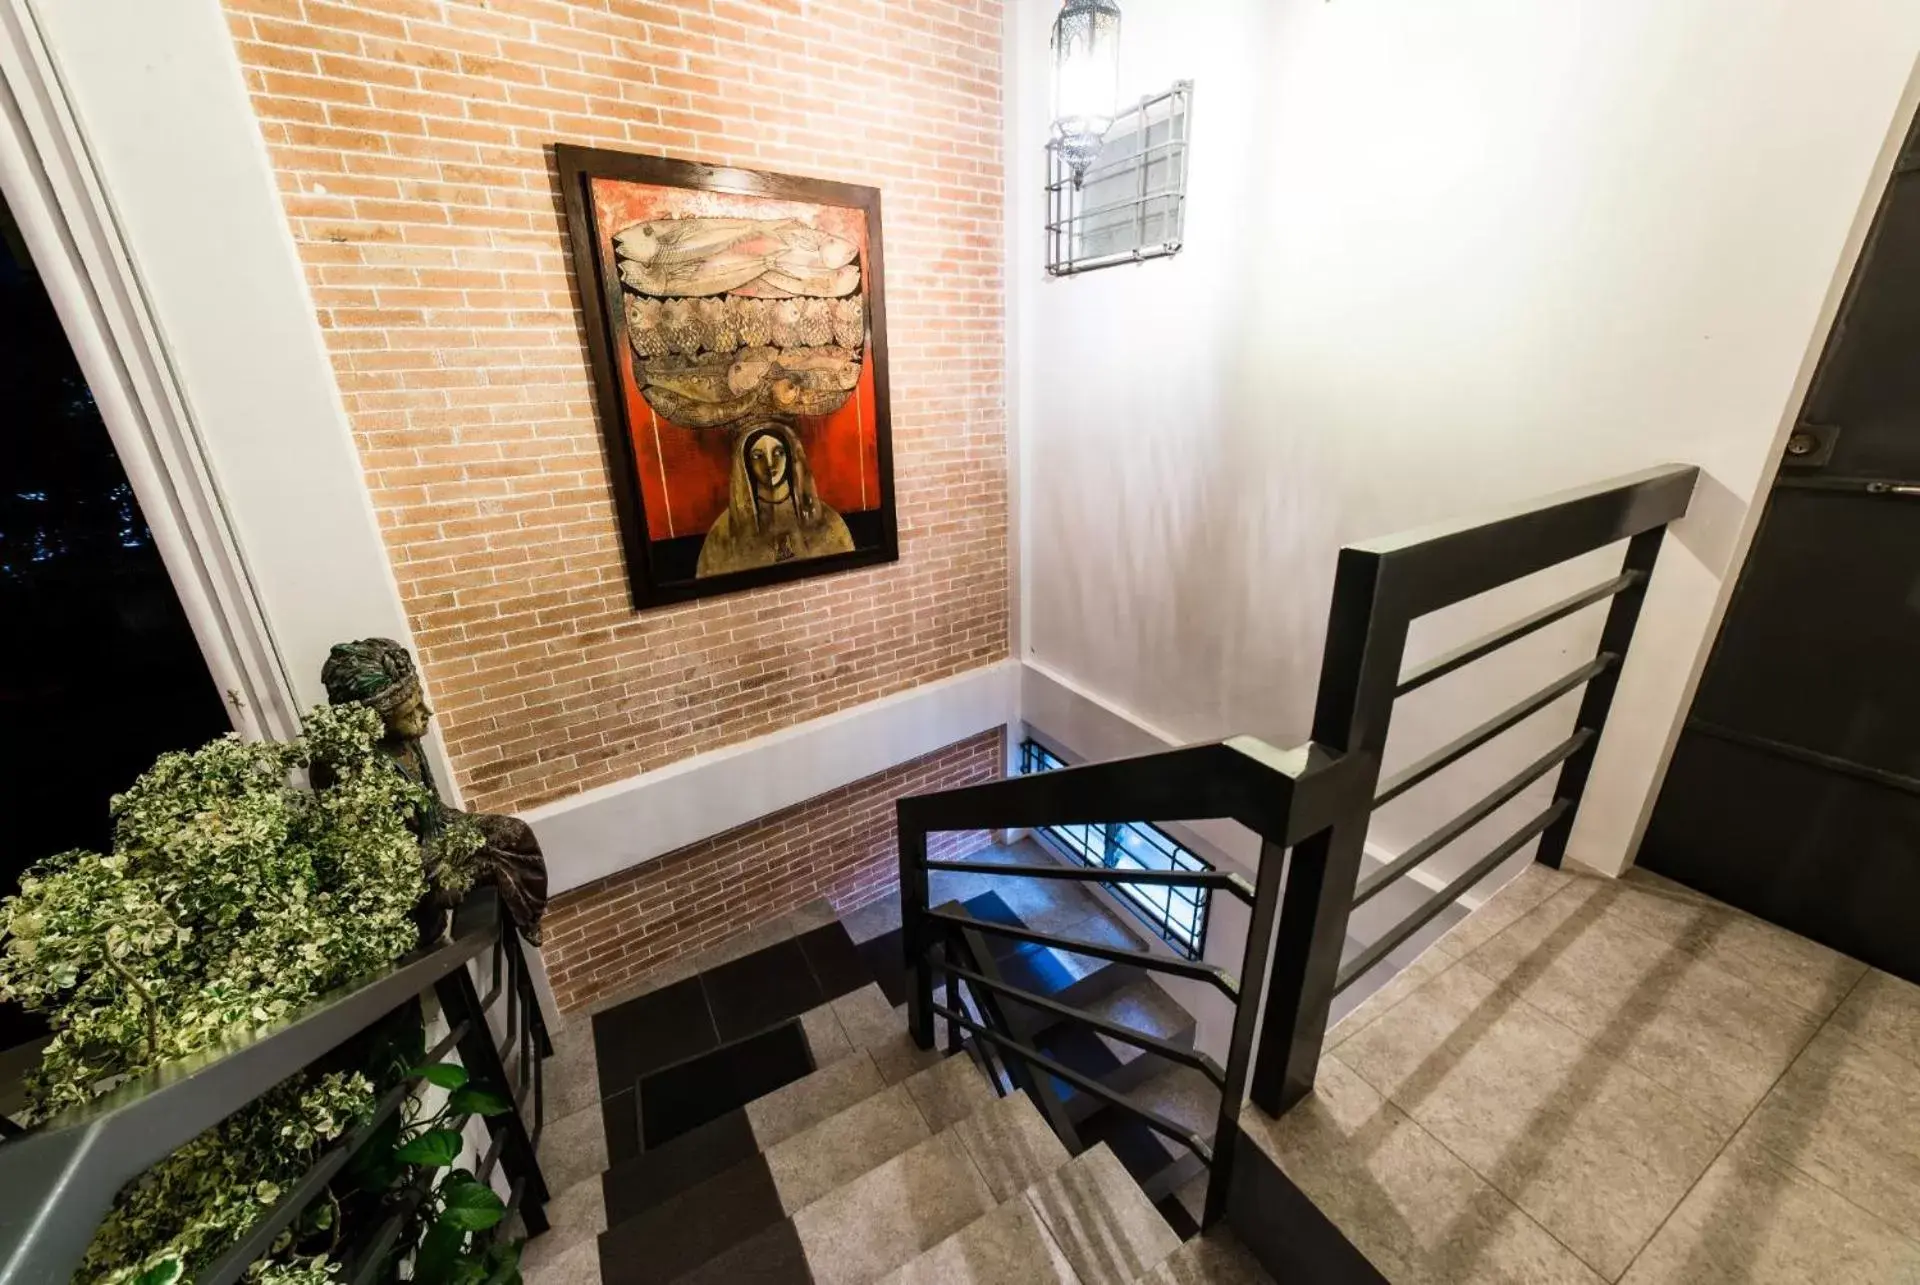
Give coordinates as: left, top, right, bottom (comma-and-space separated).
597, 1152, 785, 1285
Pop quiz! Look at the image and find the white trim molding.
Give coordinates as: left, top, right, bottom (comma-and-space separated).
526, 661, 1023, 895
5, 0, 460, 790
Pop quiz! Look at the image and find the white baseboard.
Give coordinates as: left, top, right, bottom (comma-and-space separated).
526, 661, 1021, 894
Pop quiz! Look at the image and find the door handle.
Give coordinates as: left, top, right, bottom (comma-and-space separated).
1865, 481, 1920, 497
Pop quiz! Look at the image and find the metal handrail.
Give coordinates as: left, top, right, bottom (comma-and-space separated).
895, 463, 1699, 1237
923, 857, 1256, 904
923, 906, 1241, 997
0, 891, 551, 1283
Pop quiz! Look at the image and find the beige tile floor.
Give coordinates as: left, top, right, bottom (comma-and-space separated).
1245, 862, 1920, 1284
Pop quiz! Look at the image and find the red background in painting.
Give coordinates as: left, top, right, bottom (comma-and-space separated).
589, 177, 883, 544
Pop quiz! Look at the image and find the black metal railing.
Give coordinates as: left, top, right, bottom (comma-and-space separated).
896, 463, 1697, 1228
0, 890, 551, 1284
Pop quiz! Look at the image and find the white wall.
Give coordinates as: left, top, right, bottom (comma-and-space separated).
1012, 0, 1920, 885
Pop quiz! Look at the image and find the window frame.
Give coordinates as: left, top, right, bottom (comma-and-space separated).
1017, 739, 1212, 960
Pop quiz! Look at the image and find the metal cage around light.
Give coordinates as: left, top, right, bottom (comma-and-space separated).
1046, 81, 1191, 277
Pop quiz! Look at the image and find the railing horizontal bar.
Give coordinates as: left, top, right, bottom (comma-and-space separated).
194, 1011, 468, 1285
943, 960, 1227, 1087
924, 858, 1251, 904
930, 1002, 1213, 1165
476, 1116, 509, 1184
1375, 655, 1614, 806
924, 906, 1238, 998
1337, 799, 1570, 992
346, 1183, 429, 1285
1396, 573, 1639, 697
1354, 728, 1592, 910
1356, 464, 1695, 620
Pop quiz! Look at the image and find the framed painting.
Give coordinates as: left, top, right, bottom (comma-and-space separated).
556, 145, 898, 609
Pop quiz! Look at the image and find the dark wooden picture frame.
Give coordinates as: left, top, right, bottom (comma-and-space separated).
556, 145, 898, 610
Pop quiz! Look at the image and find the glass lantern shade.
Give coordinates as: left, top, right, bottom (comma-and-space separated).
1050, 0, 1121, 183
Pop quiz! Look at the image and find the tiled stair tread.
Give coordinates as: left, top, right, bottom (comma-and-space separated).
1136, 1230, 1273, 1284
639, 1016, 814, 1148
766, 1081, 933, 1213
1026, 1145, 1183, 1285
950, 1090, 1073, 1202
875, 1192, 1081, 1285
902, 1043, 1000, 1131
747, 1049, 889, 1149
792, 1129, 998, 1285
1040, 979, 1197, 1086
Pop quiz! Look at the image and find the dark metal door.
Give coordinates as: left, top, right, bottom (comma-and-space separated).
1641, 111, 1920, 981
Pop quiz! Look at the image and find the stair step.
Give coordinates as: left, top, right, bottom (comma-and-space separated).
792, 1129, 997, 1285
1026, 1145, 1182, 1285
765, 1081, 932, 1213
876, 1192, 1080, 1285
1135, 1229, 1273, 1284
597, 1145, 786, 1285
600, 1108, 759, 1230
948, 1091, 1072, 1202
747, 1049, 889, 1149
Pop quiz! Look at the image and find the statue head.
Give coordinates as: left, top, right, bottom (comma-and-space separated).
322, 638, 433, 741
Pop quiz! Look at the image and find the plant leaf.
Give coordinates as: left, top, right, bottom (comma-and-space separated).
132, 1258, 185, 1285
395, 1127, 463, 1167
440, 1176, 507, 1231
413, 1217, 466, 1285
449, 1085, 513, 1118
410, 1061, 469, 1090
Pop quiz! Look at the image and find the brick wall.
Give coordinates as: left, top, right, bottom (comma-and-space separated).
222, 0, 1008, 813
540, 728, 1002, 1012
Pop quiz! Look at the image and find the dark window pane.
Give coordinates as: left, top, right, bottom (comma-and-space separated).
0, 196, 233, 1051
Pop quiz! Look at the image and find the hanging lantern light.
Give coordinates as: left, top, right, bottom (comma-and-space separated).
1050, 0, 1122, 186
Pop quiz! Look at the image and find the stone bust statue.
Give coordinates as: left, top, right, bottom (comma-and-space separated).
321, 638, 548, 942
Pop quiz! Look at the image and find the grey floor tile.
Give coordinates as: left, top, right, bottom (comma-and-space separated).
842, 894, 903, 945
747, 1051, 887, 1150
801, 1001, 858, 1068
1741, 1024, 1920, 1234
543, 1026, 602, 1119
1620, 1132, 1920, 1284
520, 1174, 608, 1274
950, 1091, 1071, 1202
834, 983, 903, 1049
794, 1131, 997, 1285
1024, 1145, 1181, 1285
1137, 1229, 1271, 1284
539, 1101, 611, 1197
903, 1047, 997, 1132
1333, 962, 1724, 1279
1827, 968, 1920, 1070
1608, 871, 1866, 1017
1328, 949, 1460, 1050
1425, 863, 1577, 960
766, 1082, 931, 1213
1463, 883, 1823, 1130
877, 1194, 1082, 1285
1238, 1060, 1603, 1285
789, 898, 841, 935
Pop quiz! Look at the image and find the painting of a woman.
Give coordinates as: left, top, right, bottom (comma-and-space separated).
696, 422, 854, 577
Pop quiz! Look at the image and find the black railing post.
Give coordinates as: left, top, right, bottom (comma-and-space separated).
1534, 524, 1668, 869
897, 803, 935, 1050
1251, 548, 1404, 1114
1202, 833, 1290, 1227
435, 951, 550, 1235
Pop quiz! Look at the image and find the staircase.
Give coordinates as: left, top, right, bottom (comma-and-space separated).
530, 901, 1268, 1285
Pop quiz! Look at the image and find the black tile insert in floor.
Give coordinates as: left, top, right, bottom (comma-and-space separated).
700, 937, 826, 1043
794, 921, 873, 1000
639, 1019, 814, 1150
593, 975, 719, 1090
603, 1108, 761, 1226
598, 1152, 785, 1285
673, 1217, 813, 1285
601, 1086, 642, 1167
855, 927, 910, 1007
